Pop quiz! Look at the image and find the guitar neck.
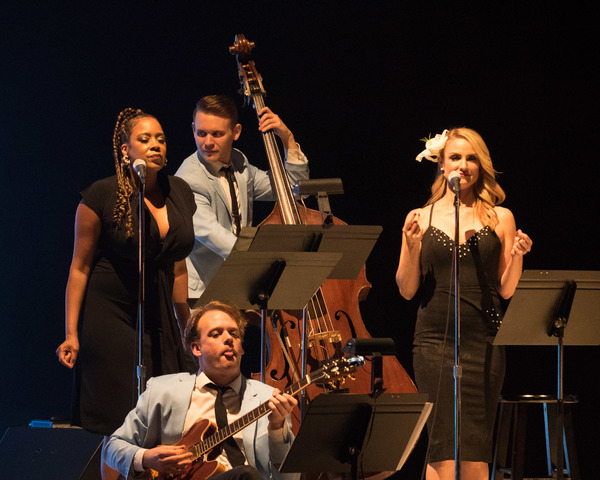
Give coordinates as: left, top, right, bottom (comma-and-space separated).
191, 374, 311, 459
224, 375, 309, 439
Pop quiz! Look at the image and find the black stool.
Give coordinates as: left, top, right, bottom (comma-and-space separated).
492, 394, 580, 480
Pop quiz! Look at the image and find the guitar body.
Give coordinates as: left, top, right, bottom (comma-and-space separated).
152, 419, 226, 480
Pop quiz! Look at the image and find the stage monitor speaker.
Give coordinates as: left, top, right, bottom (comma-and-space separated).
0, 426, 103, 479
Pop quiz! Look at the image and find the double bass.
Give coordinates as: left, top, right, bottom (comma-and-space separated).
229, 35, 417, 422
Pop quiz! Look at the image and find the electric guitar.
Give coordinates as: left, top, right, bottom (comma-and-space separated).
150, 355, 364, 480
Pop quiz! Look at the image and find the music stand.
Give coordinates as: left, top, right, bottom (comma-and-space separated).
232, 224, 382, 279
494, 270, 600, 479
196, 250, 341, 310
204, 224, 380, 378
279, 393, 432, 480
195, 249, 342, 382
494, 270, 600, 347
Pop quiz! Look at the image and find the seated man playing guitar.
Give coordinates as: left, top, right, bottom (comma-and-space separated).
103, 301, 299, 480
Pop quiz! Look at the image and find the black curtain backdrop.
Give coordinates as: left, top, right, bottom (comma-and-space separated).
1, 1, 598, 477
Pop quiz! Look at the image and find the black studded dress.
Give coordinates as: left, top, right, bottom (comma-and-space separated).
412, 203, 506, 463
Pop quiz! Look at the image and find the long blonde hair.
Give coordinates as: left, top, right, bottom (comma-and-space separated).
427, 127, 505, 229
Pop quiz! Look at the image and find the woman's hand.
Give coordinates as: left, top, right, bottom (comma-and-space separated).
496, 207, 532, 299
511, 229, 533, 256
56, 337, 80, 368
402, 212, 424, 250
396, 210, 425, 300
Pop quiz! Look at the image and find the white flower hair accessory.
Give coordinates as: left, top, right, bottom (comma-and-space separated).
415, 129, 449, 162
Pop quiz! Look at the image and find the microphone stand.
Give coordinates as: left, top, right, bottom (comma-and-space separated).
548, 280, 576, 480
136, 177, 146, 398
452, 188, 462, 480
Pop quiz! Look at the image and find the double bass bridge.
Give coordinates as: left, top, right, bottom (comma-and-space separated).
307, 330, 343, 349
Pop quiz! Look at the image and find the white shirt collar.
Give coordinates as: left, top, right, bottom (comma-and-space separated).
196, 371, 243, 395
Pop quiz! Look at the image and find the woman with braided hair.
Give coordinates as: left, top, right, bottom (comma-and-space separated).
56, 108, 196, 479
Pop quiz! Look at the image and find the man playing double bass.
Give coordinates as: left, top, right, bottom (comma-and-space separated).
175, 95, 309, 299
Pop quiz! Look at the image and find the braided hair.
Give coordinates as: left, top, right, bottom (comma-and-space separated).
111, 108, 155, 238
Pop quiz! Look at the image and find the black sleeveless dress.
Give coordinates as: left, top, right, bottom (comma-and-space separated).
73, 173, 196, 435
412, 203, 506, 463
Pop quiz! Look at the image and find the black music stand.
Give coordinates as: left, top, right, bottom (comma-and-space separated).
279, 393, 432, 480
494, 270, 600, 479
195, 249, 342, 382
196, 250, 341, 310
205, 224, 382, 381
232, 224, 382, 279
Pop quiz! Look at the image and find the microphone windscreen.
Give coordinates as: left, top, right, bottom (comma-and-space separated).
133, 158, 146, 170
448, 170, 461, 192
448, 170, 461, 183
132, 159, 146, 184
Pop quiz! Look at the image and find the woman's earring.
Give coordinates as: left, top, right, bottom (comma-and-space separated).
122, 154, 130, 166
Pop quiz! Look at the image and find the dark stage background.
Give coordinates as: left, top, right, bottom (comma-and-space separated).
1, 1, 599, 478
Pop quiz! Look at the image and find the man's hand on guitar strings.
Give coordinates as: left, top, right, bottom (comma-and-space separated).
143, 445, 193, 474
267, 389, 297, 431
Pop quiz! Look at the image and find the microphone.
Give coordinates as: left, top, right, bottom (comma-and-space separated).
132, 159, 146, 184
448, 170, 461, 194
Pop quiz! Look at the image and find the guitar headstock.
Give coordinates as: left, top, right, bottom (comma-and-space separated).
308, 356, 365, 386
229, 34, 266, 103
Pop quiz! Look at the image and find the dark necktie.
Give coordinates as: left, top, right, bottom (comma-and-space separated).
213, 385, 246, 467
221, 165, 241, 236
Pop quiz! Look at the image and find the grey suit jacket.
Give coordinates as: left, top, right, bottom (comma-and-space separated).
103, 373, 298, 480
175, 148, 309, 298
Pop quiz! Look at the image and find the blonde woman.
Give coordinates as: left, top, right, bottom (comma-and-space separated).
396, 128, 532, 480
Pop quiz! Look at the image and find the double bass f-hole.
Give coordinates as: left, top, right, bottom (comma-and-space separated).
268, 311, 300, 384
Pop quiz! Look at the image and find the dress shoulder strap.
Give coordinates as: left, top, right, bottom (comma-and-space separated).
428, 203, 435, 227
